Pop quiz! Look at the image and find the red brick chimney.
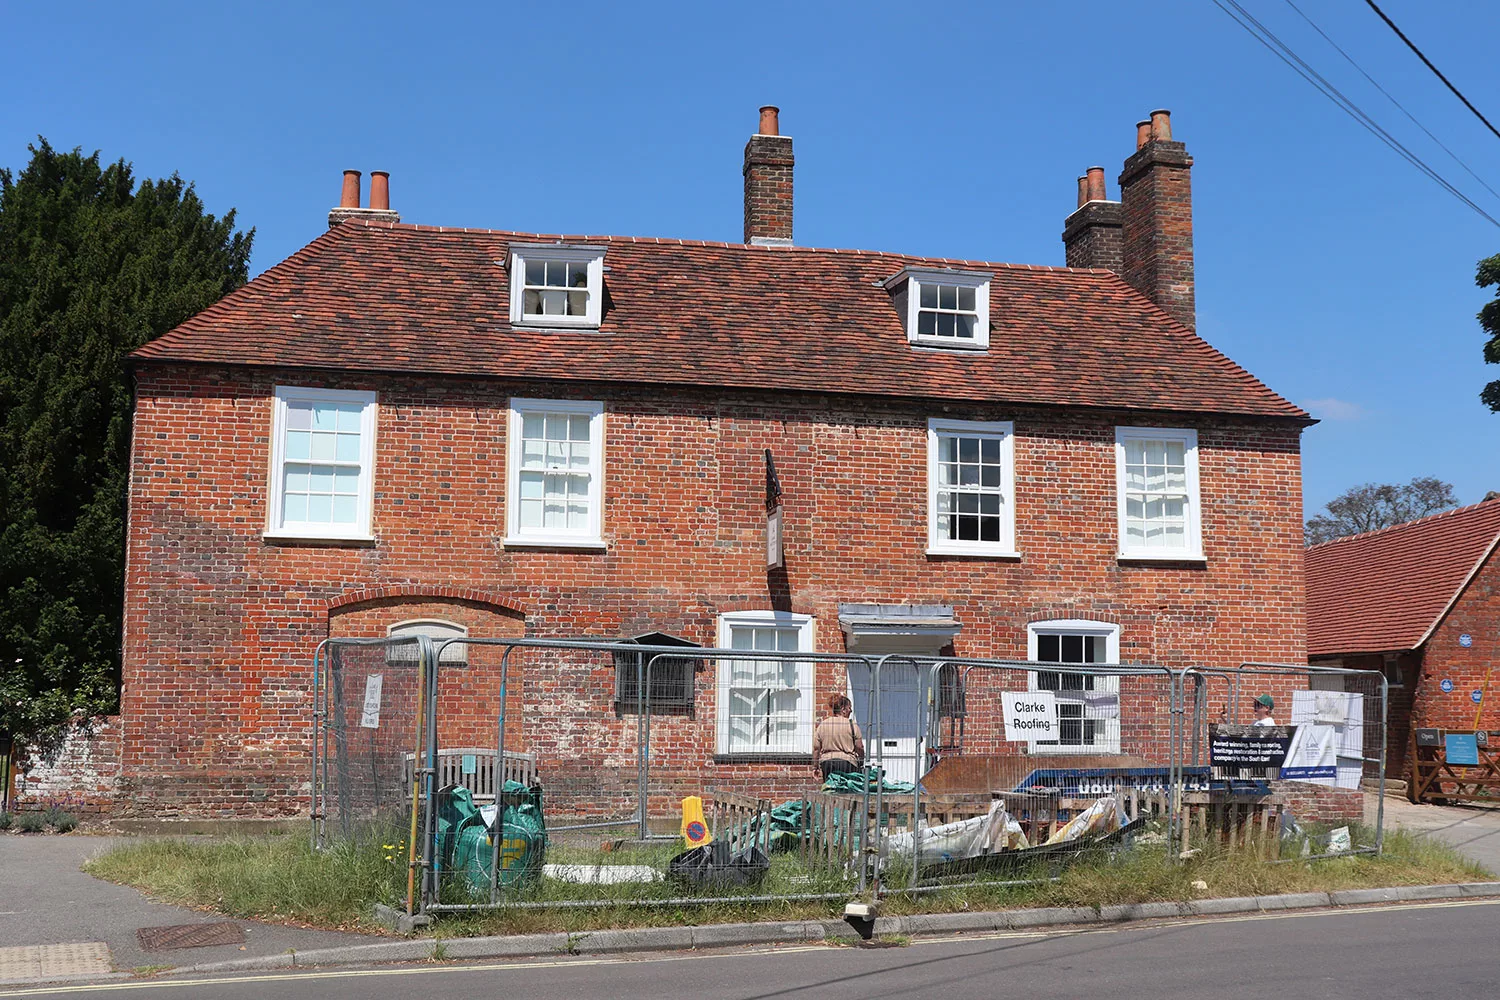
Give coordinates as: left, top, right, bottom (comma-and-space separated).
743, 106, 794, 245
1118, 109, 1194, 329
1062, 165, 1123, 271
328, 169, 400, 228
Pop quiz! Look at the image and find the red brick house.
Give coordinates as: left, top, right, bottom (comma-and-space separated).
1307, 495, 1500, 782
116, 108, 1311, 818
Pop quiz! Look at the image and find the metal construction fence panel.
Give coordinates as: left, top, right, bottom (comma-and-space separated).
307, 639, 1388, 917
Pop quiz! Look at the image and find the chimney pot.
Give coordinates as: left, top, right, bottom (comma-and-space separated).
1086, 166, 1107, 203
339, 170, 361, 209
370, 171, 390, 211
1076, 175, 1089, 209
1149, 109, 1172, 142
1135, 120, 1152, 150
758, 105, 780, 136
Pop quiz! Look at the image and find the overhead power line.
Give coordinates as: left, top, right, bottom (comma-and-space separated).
1363, 0, 1500, 143
1210, 0, 1500, 228
1283, 0, 1500, 204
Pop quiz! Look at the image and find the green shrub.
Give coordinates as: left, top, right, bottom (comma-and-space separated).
15, 812, 46, 833
49, 811, 79, 833
0, 812, 12, 830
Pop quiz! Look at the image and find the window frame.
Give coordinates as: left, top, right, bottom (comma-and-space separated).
508, 243, 606, 329
926, 417, 1017, 558
886, 267, 992, 350
504, 397, 606, 549
386, 619, 469, 666
1114, 426, 1204, 562
1026, 619, 1122, 755
266, 385, 378, 542
715, 611, 816, 757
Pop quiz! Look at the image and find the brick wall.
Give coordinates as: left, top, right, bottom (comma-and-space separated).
1268, 778, 1365, 826
1412, 547, 1500, 738
121, 365, 1306, 818
14, 716, 122, 815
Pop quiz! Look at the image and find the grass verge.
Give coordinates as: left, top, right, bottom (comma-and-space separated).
84, 826, 1491, 939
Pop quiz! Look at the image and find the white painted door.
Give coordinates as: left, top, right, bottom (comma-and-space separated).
846, 661, 924, 785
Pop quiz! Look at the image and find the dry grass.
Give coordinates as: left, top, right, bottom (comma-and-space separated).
84, 825, 1491, 938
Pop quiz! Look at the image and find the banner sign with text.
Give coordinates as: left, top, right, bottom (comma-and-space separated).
1209, 724, 1293, 769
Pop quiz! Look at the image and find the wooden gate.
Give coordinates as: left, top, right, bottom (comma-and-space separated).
1408, 730, 1500, 804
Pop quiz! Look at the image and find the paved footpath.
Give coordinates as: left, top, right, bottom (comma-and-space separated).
1368, 793, 1500, 872
0, 835, 381, 985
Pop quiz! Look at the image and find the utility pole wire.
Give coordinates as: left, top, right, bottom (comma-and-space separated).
1210, 0, 1500, 228
1285, 0, 1500, 204
1363, 0, 1500, 143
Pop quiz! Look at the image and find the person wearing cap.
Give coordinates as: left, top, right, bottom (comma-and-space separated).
1252, 694, 1277, 726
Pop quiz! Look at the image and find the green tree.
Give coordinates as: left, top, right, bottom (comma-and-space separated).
0, 140, 252, 751
1305, 476, 1459, 545
1482, 253, 1500, 412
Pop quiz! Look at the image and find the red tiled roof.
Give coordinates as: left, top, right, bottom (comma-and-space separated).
131, 221, 1306, 419
1306, 498, 1500, 656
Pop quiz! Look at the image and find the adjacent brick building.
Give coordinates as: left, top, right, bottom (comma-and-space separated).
115, 108, 1312, 818
1307, 495, 1500, 782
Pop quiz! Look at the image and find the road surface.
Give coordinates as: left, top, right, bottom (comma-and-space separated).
5, 898, 1498, 999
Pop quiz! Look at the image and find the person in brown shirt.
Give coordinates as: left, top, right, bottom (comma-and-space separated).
812, 694, 865, 780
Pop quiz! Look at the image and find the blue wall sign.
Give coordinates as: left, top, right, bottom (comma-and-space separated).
1460, 634, 1473, 648
1441, 679, 1455, 693
1474, 690, 1485, 705
1447, 733, 1480, 766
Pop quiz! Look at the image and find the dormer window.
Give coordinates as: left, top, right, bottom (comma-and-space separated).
885, 267, 991, 350
508, 244, 606, 328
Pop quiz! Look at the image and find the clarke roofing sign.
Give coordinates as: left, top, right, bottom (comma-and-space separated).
1002, 690, 1057, 742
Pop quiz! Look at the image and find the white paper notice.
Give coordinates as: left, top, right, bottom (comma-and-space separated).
360, 674, 383, 729
1002, 690, 1057, 742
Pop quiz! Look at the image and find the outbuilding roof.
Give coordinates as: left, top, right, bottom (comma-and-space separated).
1306, 497, 1500, 656
132, 220, 1306, 420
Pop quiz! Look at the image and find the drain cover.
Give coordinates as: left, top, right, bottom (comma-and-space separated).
136, 922, 246, 952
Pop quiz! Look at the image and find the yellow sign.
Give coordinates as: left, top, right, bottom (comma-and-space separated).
680, 795, 712, 846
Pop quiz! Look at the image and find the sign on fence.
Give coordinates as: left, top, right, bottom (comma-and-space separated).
1281, 723, 1336, 781
360, 674, 383, 729
1015, 766, 1223, 796
1446, 733, 1480, 766
1002, 691, 1057, 742
1209, 724, 1292, 768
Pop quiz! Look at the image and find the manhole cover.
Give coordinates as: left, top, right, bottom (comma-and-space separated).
136, 922, 246, 952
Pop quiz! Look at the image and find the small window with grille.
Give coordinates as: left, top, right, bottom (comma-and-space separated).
614, 632, 702, 712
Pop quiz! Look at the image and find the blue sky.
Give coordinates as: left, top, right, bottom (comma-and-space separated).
5, 0, 1498, 516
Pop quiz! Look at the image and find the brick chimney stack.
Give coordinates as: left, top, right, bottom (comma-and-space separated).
1118, 109, 1195, 329
743, 106, 794, 245
328, 169, 401, 228
1062, 165, 1123, 271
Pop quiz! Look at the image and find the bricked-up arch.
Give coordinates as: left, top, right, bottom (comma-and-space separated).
327, 586, 527, 618
327, 591, 527, 750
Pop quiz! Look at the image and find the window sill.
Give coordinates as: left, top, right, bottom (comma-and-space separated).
712, 752, 813, 765
927, 547, 1021, 560
509, 319, 605, 333
263, 531, 376, 547
907, 337, 989, 352
1027, 745, 1127, 756
503, 535, 608, 551
1117, 552, 1206, 566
